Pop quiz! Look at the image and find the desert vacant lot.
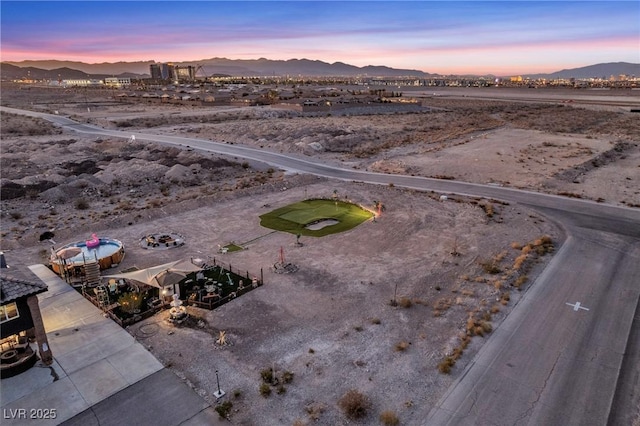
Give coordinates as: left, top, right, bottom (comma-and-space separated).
1, 84, 638, 424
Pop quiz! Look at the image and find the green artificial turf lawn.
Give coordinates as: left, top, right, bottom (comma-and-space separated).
259, 199, 374, 237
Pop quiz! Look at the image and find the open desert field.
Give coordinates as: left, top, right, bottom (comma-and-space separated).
1, 84, 638, 424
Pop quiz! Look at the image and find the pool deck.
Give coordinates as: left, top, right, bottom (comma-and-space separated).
1, 265, 224, 425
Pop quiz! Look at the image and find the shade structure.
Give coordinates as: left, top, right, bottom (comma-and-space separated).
102, 259, 203, 289
170, 259, 205, 273
102, 260, 180, 289
152, 269, 187, 287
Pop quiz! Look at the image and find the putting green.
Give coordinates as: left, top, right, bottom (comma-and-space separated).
259, 199, 374, 237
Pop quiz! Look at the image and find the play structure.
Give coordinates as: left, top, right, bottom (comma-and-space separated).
50, 236, 125, 285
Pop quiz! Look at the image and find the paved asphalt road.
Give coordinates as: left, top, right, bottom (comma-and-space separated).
4, 106, 640, 425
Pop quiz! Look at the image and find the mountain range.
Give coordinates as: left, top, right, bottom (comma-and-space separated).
2, 58, 638, 80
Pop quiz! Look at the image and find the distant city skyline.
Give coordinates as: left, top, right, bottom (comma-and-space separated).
1, 1, 638, 76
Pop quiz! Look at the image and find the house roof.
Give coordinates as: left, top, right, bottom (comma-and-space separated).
0, 275, 48, 304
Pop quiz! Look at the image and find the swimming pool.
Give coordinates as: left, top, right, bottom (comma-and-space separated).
50, 238, 125, 274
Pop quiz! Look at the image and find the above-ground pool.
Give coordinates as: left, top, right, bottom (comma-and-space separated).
50, 238, 125, 275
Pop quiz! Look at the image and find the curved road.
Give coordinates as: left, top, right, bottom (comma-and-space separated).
4, 107, 640, 425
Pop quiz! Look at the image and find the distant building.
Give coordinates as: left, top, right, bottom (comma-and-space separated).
104, 77, 131, 88
149, 63, 197, 82
162, 63, 173, 80
175, 65, 196, 81
150, 63, 162, 80
61, 79, 102, 87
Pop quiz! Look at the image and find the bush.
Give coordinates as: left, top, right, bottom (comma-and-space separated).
215, 401, 233, 419
260, 368, 274, 384
75, 198, 90, 210
338, 389, 371, 419
398, 297, 413, 308
480, 259, 501, 274
259, 383, 271, 397
481, 203, 494, 217
282, 370, 294, 384
394, 341, 410, 352
438, 357, 455, 374
380, 410, 400, 425
514, 275, 528, 288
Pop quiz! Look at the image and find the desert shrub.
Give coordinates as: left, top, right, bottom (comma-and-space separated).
514, 275, 528, 288
513, 254, 528, 270
433, 298, 452, 313
215, 401, 233, 419
282, 371, 294, 384
540, 235, 553, 245
481, 202, 494, 217
480, 259, 501, 274
395, 341, 410, 352
233, 389, 242, 399
260, 368, 274, 384
380, 410, 400, 425
73, 198, 90, 210
338, 389, 371, 420
9, 212, 22, 220
438, 357, 455, 374
370, 317, 381, 325
398, 297, 413, 308
259, 383, 271, 397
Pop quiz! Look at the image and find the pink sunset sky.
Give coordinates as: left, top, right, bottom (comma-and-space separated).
1, 1, 638, 75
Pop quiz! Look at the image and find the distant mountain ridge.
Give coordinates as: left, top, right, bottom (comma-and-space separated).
2, 58, 638, 79
0, 63, 142, 80
2, 58, 431, 78
525, 62, 640, 79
